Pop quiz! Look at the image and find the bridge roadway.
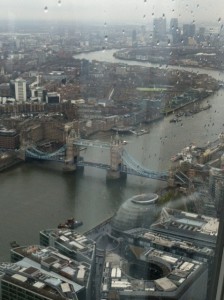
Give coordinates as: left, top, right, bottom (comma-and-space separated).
74, 139, 111, 149
77, 158, 168, 181
25, 139, 170, 181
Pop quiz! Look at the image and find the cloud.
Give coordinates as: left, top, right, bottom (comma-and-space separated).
0, 0, 223, 26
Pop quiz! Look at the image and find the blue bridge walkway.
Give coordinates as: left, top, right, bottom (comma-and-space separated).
25, 139, 169, 181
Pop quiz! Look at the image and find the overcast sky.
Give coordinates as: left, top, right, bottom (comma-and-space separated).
1, 0, 224, 27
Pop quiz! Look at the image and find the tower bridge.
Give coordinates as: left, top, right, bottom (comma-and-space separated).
24, 134, 169, 182
22, 127, 177, 182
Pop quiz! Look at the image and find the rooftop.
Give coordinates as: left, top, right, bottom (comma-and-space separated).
11, 245, 91, 288
150, 208, 218, 248
40, 229, 96, 261
101, 246, 207, 299
0, 260, 79, 300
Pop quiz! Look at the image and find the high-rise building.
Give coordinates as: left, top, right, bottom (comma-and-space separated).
170, 18, 178, 33
182, 24, 196, 44
153, 17, 166, 42
15, 78, 27, 102
170, 18, 180, 44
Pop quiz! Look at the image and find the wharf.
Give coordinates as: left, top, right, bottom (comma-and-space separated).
0, 157, 22, 172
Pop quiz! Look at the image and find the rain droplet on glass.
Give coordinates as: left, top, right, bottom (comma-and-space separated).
44, 6, 48, 13
58, 0, 62, 6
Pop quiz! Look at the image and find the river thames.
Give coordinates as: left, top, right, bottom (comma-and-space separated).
0, 50, 224, 261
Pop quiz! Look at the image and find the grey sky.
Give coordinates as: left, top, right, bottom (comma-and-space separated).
1, 0, 224, 26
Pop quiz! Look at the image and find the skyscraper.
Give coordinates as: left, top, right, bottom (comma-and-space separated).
153, 17, 166, 42
15, 78, 27, 102
170, 18, 180, 44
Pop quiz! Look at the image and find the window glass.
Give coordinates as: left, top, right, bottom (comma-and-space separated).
0, 1, 223, 300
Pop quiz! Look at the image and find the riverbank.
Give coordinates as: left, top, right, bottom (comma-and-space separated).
113, 49, 224, 71
0, 156, 23, 172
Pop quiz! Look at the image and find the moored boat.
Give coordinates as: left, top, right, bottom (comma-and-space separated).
58, 218, 83, 229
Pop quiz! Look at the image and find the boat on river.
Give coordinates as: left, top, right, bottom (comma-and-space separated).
58, 218, 83, 230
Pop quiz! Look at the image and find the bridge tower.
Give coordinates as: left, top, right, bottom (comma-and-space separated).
107, 133, 124, 180
63, 126, 80, 172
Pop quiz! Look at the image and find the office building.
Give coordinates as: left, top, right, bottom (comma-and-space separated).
46, 92, 61, 104
182, 24, 196, 45
170, 18, 180, 44
0, 261, 79, 300
15, 78, 27, 102
100, 244, 208, 299
40, 229, 96, 266
153, 17, 166, 42
10, 244, 92, 300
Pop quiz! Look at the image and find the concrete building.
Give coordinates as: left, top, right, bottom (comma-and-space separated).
10, 244, 91, 300
150, 207, 218, 249
46, 92, 60, 104
15, 78, 27, 102
0, 128, 20, 149
0, 261, 80, 300
101, 247, 208, 299
39, 229, 96, 267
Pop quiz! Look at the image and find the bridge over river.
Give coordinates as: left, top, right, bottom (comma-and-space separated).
21, 129, 191, 186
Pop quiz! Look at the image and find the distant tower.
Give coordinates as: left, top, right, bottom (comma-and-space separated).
132, 30, 137, 47
182, 24, 196, 45
153, 17, 166, 42
15, 78, 27, 102
170, 18, 180, 44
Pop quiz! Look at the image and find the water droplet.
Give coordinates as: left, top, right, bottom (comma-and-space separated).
150, 34, 152, 38
167, 39, 171, 46
104, 35, 108, 41
162, 13, 165, 19
58, 0, 62, 6
44, 6, 48, 13
104, 22, 107, 27
152, 12, 154, 16
122, 29, 125, 34
143, 14, 146, 18
197, 4, 199, 8
218, 17, 221, 23
144, 0, 147, 3
156, 40, 160, 46
102, 46, 105, 52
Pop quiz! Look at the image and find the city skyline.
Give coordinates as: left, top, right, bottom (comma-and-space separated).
0, 0, 224, 27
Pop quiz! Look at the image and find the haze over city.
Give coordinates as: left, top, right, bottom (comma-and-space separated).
1, 0, 224, 27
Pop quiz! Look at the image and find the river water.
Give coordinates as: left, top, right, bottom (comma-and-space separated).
1, 50, 224, 261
